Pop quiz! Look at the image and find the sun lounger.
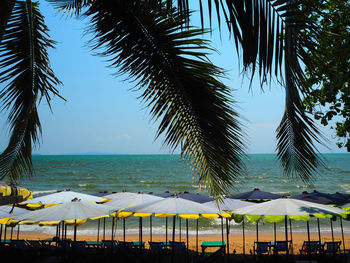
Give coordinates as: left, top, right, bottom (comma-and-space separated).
169, 241, 186, 253
11, 239, 30, 250
27, 240, 47, 249
201, 241, 226, 254
253, 241, 271, 255
320, 241, 341, 255
299, 241, 320, 255
102, 240, 118, 252
117, 241, 134, 250
149, 241, 165, 252
272, 240, 292, 254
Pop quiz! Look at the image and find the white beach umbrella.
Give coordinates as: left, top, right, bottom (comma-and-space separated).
103, 191, 136, 200
204, 198, 254, 212
22, 190, 108, 207
233, 198, 345, 254
16, 201, 114, 222
0, 205, 28, 220
104, 193, 164, 242
124, 196, 229, 254
203, 198, 255, 255
233, 198, 345, 216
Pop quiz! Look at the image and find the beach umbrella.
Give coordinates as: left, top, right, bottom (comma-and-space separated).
233, 198, 345, 255
21, 190, 109, 208
0, 181, 32, 205
154, 191, 173, 198
103, 191, 136, 200
230, 188, 281, 201
105, 193, 164, 243
204, 198, 254, 255
123, 196, 230, 254
177, 191, 214, 203
16, 200, 114, 248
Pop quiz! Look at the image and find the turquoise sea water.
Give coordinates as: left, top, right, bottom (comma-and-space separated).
16, 153, 350, 236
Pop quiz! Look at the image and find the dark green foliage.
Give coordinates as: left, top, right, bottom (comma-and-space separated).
85, 1, 246, 196
303, 0, 350, 151
0, 1, 62, 182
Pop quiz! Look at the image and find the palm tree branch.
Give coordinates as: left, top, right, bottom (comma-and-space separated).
86, 0, 246, 196
0, 0, 62, 182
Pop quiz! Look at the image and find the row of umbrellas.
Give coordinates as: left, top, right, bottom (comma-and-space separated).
0, 188, 349, 255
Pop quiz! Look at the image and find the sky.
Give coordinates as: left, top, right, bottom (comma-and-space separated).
0, 1, 347, 155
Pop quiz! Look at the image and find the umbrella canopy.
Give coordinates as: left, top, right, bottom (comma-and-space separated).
0, 181, 32, 205
0, 206, 28, 224
103, 191, 137, 200
177, 192, 214, 203
154, 191, 173, 198
105, 193, 163, 210
230, 188, 281, 201
204, 198, 254, 212
123, 196, 229, 219
16, 201, 114, 222
233, 198, 345, 217
21, 190, 109, 207
291, 191, 334, 205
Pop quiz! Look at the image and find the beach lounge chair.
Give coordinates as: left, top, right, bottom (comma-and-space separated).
27, 240, 46, 249
320, 241, 341, 255
117, 241, 134, 250
273, 240, 291, 254
169, 241, 186, 253
149, 241, 165, 252
11, 239, 30, 250
253, 241, 271, 255
102, 240, 118, 252
299, 241, 320, 255
75, 241, 89, 252
201, 241, 226, 254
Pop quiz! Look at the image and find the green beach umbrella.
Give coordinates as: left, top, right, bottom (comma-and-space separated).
233, 198, 345, 255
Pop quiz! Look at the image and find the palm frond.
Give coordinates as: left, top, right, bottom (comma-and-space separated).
0, 0, 16, 43
86, 0, 246, 197
0, 0, 62, 182
46, 0, 94, 16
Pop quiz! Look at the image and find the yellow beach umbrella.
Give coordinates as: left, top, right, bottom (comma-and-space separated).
0, 181, 32, 205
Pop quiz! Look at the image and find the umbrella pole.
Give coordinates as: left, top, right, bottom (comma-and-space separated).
139, 217, 143, 252
0, 224, 2, 244
111, 217, 115, 242
196, 219, 199, 255
123, 218, 126, 242
16, 224, 20, 239
179, 217, 181, 242
330, 218, 334, 243
289, 219, 293, 255
97, 219, 100, 241
274, 222, 276, 244
103, 217, 106, 241
226, 218, 230, 255
74, 219, 77, 248
307, 221, 310, 254
4, 225, 7, 242
221, 217, 224, 253
284, 216, 289, 255
242, 218, 245, 255
186, 219, 189, 262
317, 218, 321, 244
186, 219, 189, 250
172, 216, 176, 254
256, 221, 259, 242
150, 216, 152, 242
166, 217, 168, 245
10, 226, 13, 240
340, 217, 346, 254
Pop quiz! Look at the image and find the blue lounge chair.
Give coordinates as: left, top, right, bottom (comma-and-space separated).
149, 241, 165, 252
273, 241, 291, 254
11, 239, 30, 250
117, 241, 134, 250
299, 241, 320, 255
169, 241, 186, 253
321, 241, 341, 255
253, 241, 271, 255
102, 240, 118, 252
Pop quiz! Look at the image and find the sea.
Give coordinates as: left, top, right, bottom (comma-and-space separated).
15, 153, 350, 237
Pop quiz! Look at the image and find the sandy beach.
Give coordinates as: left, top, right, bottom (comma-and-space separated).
8, 231, 348, 254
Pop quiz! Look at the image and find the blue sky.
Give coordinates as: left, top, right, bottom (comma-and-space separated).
0, 2, 346, 155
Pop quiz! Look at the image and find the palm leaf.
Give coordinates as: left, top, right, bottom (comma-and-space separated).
0, 0, 16, 43
0, 0, 62, 182
85, 0, 246, 197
